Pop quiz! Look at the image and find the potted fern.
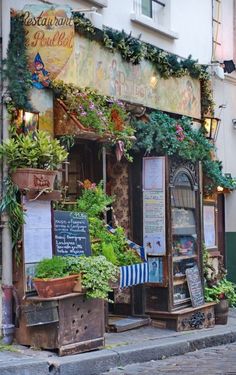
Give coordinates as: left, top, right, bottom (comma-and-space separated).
0, 131, 68, 190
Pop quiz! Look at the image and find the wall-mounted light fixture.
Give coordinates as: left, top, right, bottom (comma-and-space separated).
17, 109, 39, 134
232, 119, 236, 130
203, 116, 221, 142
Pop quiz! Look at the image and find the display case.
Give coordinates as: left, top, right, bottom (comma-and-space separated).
144, 157, 215, 330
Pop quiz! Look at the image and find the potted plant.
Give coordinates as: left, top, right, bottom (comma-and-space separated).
0, 131, 68, 190
203, 247, 236, 324
204, 277, 236, 324
33, 255, 118, 301
33, 256, 81, 298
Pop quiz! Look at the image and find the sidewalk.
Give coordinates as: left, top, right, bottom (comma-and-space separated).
1, 308, 236, 375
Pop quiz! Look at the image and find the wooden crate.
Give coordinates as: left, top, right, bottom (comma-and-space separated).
16, 293, 105, 356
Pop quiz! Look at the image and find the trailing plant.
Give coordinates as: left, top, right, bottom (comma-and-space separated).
51, 80, 135, 160
65, 255, 118, 301
132, 111, 236, 194
0, 130, 68, 172
2, 13, 32, 111
0, 178, 25, 264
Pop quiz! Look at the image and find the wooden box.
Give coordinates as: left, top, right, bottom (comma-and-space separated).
16, 293, 105, 356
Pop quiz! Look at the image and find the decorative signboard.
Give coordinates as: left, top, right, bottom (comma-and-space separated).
143, 157, 166, 256
23, 4, 74, 88
59, 35, 201, 119
186, 265, 205, 308
53, 210, 91, 257
203, 204, 216, 248
143, 157, 164, 191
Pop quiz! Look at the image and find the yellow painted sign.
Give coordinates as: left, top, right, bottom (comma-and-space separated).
59, 35, 201, 119
23, 4, 74, 89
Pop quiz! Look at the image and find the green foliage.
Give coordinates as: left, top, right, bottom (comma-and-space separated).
34, 256, 71, 279
34, 254, 118, 301
0, 178, 24, 263
132, 111, 236, 193
205, 278, 236, 306
75, 181, 114, 218
56, 181, 141, 266
0, 131, 68, 171
3, 13, 32, 110
65, 255, 118, 301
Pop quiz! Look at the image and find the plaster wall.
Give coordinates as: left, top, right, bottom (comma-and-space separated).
2, 0, 212, 64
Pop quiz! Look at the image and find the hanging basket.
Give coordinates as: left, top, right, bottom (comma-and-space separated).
11, 168, 57, 190
33, 274, 82, 298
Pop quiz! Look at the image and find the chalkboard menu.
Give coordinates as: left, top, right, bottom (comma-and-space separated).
53, 210, 91, 257
186, 265, 205, 308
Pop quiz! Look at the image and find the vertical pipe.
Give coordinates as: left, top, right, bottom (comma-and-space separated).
102, 145, 107, 223
1, 0, 15, 344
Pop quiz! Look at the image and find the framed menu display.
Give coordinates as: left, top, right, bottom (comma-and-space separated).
143, 157, 165, 191
143, 157, 166, 256
203, 204, 216, 249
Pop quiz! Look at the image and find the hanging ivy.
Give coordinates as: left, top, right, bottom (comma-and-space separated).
132, 112, 236, 194
2, 13, 32, 111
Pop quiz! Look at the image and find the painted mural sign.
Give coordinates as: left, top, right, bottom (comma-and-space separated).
58, 35, 201, 119
23, 4, 74, 89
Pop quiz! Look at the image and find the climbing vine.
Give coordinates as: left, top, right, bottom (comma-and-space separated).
132, 112, 236, 194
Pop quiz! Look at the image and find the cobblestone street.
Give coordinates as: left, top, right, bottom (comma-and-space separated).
102, 342, 236, 375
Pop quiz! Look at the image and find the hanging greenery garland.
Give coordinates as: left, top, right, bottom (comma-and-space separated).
132, 112, 236, 194
2, 12, 32, 112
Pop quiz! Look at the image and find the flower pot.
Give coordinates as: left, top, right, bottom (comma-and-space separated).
33, 274, 81, 298
214, 299, 229, 325
11, 168, 57, 190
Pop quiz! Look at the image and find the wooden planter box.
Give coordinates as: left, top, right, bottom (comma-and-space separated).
11, 168, 57, 190
33, 274, 82, 298
16, 294, 105, 356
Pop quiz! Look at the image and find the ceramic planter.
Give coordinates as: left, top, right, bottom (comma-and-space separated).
214, 299, 229, 325
11, 168, 57, 190
33, 274, 82, 298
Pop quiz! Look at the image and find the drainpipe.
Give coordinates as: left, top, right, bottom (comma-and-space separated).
1, 0, 15, 344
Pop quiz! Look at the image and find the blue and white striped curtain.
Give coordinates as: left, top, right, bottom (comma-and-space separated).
119, 262, 148, 289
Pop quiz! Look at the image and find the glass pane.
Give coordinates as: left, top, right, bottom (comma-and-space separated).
142, 0, 152, 17
171, 170, 198, 306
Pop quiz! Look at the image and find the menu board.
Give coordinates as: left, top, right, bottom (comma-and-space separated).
143, 191, 166, 255
143, 157, 166, 256
186, 265, 205, 307
203, 205, 216, 248
53, 210, 91, 257
143, 157, 164, 191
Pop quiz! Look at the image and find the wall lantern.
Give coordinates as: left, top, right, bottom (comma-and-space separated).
203, 116, 221, 142
17, 109, 39, 134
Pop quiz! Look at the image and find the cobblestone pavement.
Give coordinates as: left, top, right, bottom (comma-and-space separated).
102, 342, 236, 375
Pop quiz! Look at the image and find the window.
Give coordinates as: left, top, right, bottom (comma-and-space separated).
131, 0, 178, 39
142, 0, 152, 18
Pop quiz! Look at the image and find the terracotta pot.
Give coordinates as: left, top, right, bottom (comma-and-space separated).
33, 274, 81, 298
214, 299, 229, 325
11, 168, 57, 190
